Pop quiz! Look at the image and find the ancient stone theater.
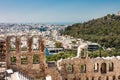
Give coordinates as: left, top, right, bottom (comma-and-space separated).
1, 35, 120, 80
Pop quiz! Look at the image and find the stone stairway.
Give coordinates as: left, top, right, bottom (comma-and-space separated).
11, 72, 20, 80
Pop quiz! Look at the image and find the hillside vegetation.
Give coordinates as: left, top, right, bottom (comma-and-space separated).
64, 14, 120, 49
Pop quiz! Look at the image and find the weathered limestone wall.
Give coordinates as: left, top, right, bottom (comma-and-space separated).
6, 35, 47, 79
47, 67, 62, 80
57, 43, 120, 80
0, 39, 6, 62
3, 36, 120, 80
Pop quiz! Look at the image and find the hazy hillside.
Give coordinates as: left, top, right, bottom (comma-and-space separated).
64, 14, 120, 49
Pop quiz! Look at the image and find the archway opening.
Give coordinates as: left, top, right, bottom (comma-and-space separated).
11, 56, 16, 65
118, 75, 120, 80
98, 76, 101, 80
66, 64, 73, 74
10, 37, 16, 51
32, 37, 39, 50
20, 36, 27, 51
113, 76, 115, 80
81, 64, 86, 73
33, 54, 39, 64
94, 63, 99, 72
101, 63, 106, 73
109, 62, 114, 71
21, 56, 28, 64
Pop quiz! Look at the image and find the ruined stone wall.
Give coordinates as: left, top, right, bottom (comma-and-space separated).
57, 43, 120, 80
0, 39, 6, 62
4, 35, 120, 80
6, 35, 47, 79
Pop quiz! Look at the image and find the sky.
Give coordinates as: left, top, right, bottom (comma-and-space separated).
0, 0, 120, 24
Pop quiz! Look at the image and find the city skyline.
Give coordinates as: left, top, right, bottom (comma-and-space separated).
0, 0, 120, 24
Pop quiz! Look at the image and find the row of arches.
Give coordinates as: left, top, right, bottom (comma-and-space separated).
65, 62, 114, 74
64, 75, 119, 80
95, 62, 114, 73
10, 54, 40, 64
9, 36, 41, 52
66, 64, 86, 74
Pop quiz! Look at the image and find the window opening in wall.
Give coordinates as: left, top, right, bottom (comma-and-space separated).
32, 37, 39, 50
79, 78, 81, 80
86, 77, 89, 80
109, 62, 114, 71
10, 37, 16, 51
94, 63, 99, 72
98, 76, 101, 80
113, 76, 115, 80
92, 77, 94, 80
118, 75, 120, 80
0, 42, 6, 61
66, 64, 73, 74
11, 56, 16, 64
101, 63, 106, 73
21, 56, 27, 64
21, 36, 27, 51
106, 76, 109, 80
33, 54, 39, 64
81, 64, 86, 73
81, 49, 86, 58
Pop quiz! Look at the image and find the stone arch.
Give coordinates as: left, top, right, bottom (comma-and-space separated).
21, 55, 28, 64
113, 76, 115, 80
81, 64, 86, 73
73, 78, 76, 80
118, 75, 120, 80
86, 77, 89, 80
66, 64, 73, 74
106, 76, 109, 80
94, 63, 99, 72
0, 39, 6, 61
92, 77, 94, 80
98, 76, 101, 80
79, 78, 81, 80
109, 62, 114, 71
9, 37, 16, 51
32, 36, 40, 51
33, 54, 39, 64
20, 36, 28, 51
10, 56, 16, 65
101, 63, 107, 73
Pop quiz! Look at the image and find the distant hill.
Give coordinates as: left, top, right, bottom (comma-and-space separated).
64, 14, 120, 49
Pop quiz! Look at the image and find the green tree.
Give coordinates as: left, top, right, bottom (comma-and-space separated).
54, 42, 63, 48
64, 14, 120, 49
